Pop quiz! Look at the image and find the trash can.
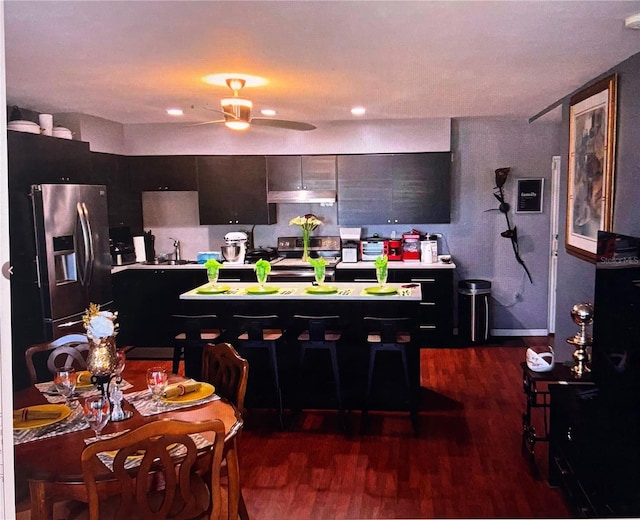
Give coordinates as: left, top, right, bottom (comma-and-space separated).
458, 280, 492, 345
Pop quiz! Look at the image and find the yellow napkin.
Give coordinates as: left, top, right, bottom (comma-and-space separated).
163, 381, 201, 399
76, 371, 93, 385
13, 409, 61, 421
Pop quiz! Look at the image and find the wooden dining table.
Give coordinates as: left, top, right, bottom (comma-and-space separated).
13, 370, 244, 520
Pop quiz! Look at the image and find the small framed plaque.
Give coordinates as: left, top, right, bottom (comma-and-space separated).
516, 178, 544, 213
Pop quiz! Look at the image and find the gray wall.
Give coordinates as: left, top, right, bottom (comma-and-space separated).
555, 51, 640, 360
140, 116, 561, 335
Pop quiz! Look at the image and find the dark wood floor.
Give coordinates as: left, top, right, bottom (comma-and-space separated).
125, 339, 572, 519
17, 339, 571, 518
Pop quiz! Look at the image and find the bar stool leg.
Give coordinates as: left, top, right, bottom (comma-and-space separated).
172, 346, 183, 375
267, 342, 284, 430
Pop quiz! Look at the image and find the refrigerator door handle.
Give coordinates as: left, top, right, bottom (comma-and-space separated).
77, 202, 94, 287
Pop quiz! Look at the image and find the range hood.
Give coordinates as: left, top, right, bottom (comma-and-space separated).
267, 190, 336, 204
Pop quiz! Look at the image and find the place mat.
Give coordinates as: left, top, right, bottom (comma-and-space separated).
125, 388, 220, 417
246, 285, 280, 295
13, 405, 90, 445
337, 288, 353, 296
36, 378, 133, 404
84, 430, 211, 471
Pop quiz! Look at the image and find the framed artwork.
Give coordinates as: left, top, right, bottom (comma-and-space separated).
516, 178, 544, 213
566, 74, 617, 263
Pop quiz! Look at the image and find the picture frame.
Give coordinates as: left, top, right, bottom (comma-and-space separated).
566, 74, 617, 263
516, 178, 544, 213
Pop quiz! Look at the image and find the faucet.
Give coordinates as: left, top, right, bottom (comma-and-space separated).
170, 237, 181, 262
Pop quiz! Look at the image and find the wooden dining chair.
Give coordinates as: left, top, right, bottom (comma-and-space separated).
201, 342, 251, 520
81, 418, 225, 520
171, 314, 224, 377
25, 333, 90, 385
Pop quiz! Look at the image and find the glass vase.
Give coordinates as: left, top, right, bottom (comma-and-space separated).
302, 230, 310, 262
87, 335, 118, 376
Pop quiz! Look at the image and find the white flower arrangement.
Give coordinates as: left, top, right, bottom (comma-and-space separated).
289, 214, 322, 233
83, 303, 118, 340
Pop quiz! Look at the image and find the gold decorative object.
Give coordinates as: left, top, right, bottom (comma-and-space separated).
566, 302, 594, 377
86, 335, 118, 376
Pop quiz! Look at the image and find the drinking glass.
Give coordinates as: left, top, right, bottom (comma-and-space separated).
114, 349, 126, 378
146, 367, 169, 409
83, 395, 110, 439
207, 267, 219, 286
314, 265, 326, 286
54, 367, 77, 407
376, 265, 388, 287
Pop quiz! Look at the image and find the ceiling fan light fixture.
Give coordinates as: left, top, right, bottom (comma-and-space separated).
221, 97, 252, 130
225, 120, 250, 130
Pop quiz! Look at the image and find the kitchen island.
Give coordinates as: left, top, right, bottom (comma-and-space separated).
178, 281, 423, 416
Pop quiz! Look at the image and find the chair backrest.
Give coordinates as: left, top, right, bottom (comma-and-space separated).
25, 333, 90, 385
81, 418, 225, 520
171, 314, 220, 341
293, 315, 341, 342
201, 342, 249, 412
233, 314, 281, 341
364, 317, 412, 343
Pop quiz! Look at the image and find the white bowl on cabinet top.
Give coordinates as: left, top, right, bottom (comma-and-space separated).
8, 120, 41, 134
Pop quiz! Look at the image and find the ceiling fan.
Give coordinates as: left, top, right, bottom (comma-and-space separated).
197, 78, 316, 131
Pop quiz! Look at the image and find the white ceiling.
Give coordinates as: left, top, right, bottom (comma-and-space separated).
5, 1, 640, 127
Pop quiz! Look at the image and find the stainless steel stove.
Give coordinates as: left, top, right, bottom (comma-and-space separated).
270, 236, 341, 281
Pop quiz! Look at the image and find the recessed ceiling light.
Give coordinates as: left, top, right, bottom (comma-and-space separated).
203, 73, 268, 87
166, 108, 184, 116
261, 109, 277, 116
351, 106, 366, 116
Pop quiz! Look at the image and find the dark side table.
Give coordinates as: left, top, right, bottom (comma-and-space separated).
520, 361, 594, 476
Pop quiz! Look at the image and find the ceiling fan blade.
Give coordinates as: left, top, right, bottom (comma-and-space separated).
184, 119, 226, 127
250, 118, 316, 131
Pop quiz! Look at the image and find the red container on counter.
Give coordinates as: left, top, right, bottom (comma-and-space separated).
402, 233, 421, 261
388, 239, 403, 261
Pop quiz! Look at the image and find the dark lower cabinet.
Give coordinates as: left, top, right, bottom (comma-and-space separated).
335, 266, 454, 346
549, 385, 640, 517
113, 269, 207, 347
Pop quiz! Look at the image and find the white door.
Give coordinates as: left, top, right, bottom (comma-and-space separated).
547, 156, 561, 334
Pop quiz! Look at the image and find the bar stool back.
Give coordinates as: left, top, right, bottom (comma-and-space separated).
233, 314, 285, 429
171, 314, 223, 377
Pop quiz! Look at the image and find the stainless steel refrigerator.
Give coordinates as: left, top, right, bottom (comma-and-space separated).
31, 184, 113, 337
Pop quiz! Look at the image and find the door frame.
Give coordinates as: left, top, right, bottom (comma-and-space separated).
547, 156, 561, 334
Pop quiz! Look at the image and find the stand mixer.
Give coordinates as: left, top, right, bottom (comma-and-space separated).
222, 232, 248, 264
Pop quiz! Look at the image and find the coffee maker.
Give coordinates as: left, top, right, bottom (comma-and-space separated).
222, 231, 248, 264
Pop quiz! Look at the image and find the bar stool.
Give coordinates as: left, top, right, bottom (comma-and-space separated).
171, 314, 223, 378
233, 314, 285, 429
362, 316, 418, 434
293, 314, 345, 430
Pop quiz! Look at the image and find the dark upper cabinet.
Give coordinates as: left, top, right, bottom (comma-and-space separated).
337, 154, 393, 224
127, 155, 198, 191
392, 152, 451, 224
90, 152, 143, 234
337, 152, 451, 225
267, 155, 336, 191
197, 155, 276, 225
7, 131, 92, 192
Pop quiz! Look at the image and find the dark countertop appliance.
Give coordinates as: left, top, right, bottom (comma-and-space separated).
244, 247, 279, 263
272, 236, 341, 281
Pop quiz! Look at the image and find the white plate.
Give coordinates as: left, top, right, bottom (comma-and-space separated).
8, 120, 41, 134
